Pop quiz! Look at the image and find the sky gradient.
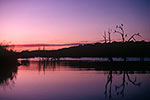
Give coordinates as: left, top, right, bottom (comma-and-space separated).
0, 0, 150, 44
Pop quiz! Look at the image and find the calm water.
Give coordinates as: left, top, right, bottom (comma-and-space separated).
0, 60, 150, 100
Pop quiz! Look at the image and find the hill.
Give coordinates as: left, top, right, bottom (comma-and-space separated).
16, 41, 150, 59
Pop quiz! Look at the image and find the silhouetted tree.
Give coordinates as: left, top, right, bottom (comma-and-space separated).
108, 29, 112, 43
128, 33, 141, 42
103, 31, 107, 43
114, 24, 127, 42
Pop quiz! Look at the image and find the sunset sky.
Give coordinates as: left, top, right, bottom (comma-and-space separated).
0, 0, 150, 45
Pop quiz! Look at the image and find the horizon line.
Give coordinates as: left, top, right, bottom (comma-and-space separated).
9, 43, 89, 47
2, 40, 149, 47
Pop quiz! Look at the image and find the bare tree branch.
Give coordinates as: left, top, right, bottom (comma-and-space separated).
128, 33, 141, 42
114, 24, 127, 42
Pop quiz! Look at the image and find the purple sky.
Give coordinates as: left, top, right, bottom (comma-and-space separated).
0, 0, 150, 44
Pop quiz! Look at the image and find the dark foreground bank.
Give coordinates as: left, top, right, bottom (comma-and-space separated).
0, 46, 17, 66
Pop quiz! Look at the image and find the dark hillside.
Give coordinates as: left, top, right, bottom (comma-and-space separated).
16, 41, 150, 58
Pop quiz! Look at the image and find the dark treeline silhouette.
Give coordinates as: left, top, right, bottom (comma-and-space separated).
16, 41, 150, 59
0, 46, 18, 87
0, 46, 17, 66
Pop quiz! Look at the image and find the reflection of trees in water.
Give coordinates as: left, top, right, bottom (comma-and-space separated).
104, 70, 141, 100
36, 60, 145, 99
115, 71, 141, 97
38, 58, 60, 72
18, 59, 149, 99
0, 65, 18, 89
104, 71, 113, 99
20, 60, 30, 66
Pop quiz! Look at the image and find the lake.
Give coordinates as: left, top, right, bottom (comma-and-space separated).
0, 60, 150, 100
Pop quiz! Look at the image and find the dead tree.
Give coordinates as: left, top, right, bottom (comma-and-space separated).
128, 33, 141, 42
128, 33, 143, 61
108, 29, 112, 43
114, 24, 127, 42
103, 31, 107, 43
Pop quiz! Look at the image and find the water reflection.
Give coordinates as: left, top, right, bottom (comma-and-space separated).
21, 60, 150, 99
37, 59, 60, 72
0, 65, 18, 89
0, 60, 150, 100
104, 70, 142, 100
20, 60, 30, 66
